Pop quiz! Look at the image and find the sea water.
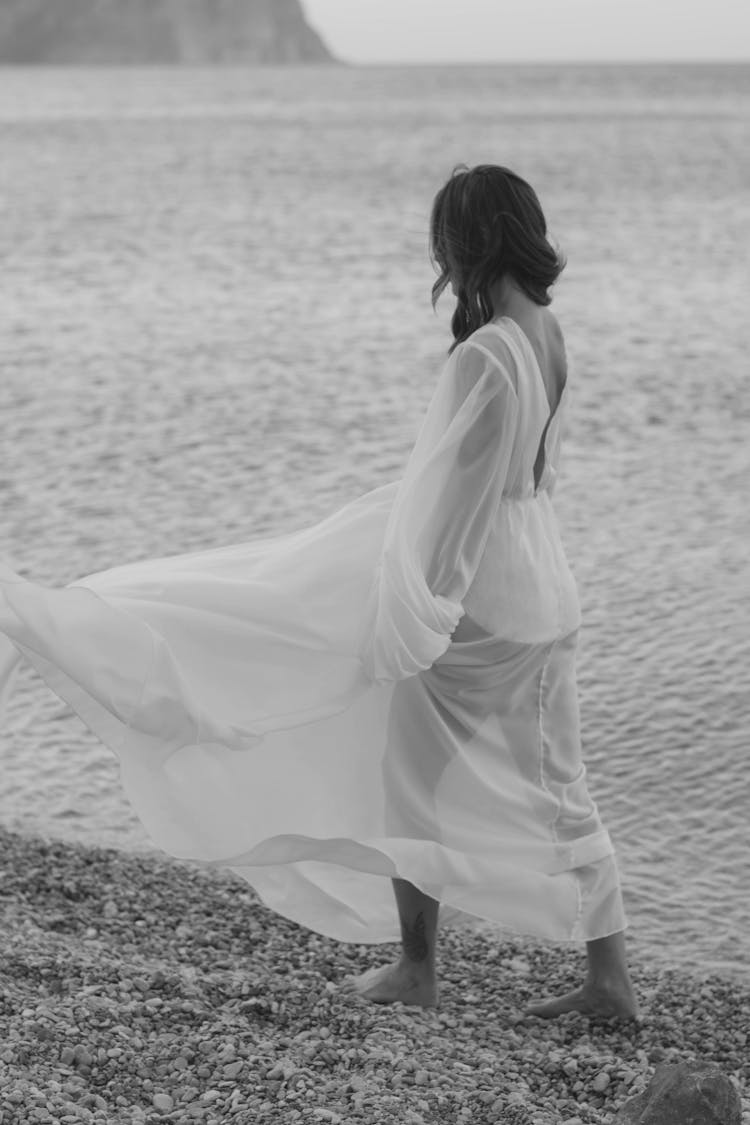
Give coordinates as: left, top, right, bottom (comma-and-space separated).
0, 63, 748, 979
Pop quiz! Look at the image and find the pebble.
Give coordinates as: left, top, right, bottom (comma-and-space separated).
152, 1093, 174, 1113
591, 1071, 611, 1093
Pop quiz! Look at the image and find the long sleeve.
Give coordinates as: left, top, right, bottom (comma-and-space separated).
361, 340, 520, 684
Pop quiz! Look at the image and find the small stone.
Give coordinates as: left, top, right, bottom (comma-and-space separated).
223, 1060, 243, 1079
152, 1093, 174, 1113
60, 1046, 76, 1065
592, 1071, 611, 1093
414, 1069, 429, 1086
563, 1059, 578, 1077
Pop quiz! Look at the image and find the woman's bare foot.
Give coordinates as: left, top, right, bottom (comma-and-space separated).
341, 959, 439, 1008
526, 978, 639, 1020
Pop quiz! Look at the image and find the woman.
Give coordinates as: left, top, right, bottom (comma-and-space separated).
347, 164, 637, 1018
0, 164, 636, 1019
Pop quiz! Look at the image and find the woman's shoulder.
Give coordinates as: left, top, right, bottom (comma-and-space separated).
461, 321, 517, 369
454, 325, 519, 394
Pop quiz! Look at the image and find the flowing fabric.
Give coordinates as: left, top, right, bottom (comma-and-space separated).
0, 318, 626, 944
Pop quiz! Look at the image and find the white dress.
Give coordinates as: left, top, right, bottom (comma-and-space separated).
0, 317, 626, 945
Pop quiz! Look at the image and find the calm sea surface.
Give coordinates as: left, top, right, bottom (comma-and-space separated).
0, 64, 748, 980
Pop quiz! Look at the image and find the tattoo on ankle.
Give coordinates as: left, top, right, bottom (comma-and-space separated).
402, 911, 429, 963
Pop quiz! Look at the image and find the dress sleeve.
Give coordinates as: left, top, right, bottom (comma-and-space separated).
360, 340, 520, 684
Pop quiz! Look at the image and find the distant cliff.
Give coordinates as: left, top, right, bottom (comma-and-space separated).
0, 0, 336, 64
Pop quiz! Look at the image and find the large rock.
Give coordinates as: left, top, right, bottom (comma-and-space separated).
615, 1061, 741, 1125
0, 0, 336, 65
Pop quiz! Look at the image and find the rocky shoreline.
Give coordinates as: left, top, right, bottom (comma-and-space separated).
0, 826, 747, 1124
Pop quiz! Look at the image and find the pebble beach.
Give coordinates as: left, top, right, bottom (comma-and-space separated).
1, 826, 748, 1125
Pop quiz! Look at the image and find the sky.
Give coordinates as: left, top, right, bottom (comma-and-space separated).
302, 0, 750, 64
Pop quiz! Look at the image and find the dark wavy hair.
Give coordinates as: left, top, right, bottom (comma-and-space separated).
429, 164, 566, 352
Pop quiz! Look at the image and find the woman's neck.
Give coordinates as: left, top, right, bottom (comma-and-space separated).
489, 277, 541, 325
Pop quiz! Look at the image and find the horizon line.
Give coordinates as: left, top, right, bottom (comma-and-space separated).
338, 56, 750, 67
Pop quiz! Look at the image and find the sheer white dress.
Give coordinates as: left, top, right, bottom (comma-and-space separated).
0, 317, 626, 944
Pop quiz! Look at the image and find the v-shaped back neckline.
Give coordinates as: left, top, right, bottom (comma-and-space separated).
491, 316, 568, 427
488, 316, 568, 498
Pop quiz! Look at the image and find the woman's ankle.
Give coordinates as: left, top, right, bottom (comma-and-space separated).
398, 952, 437, 979
585, 931, 631, 982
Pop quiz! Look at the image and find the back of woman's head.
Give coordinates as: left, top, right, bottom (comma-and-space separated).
429, 164, 565, 352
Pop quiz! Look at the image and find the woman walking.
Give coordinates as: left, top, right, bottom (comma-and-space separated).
348, 164, 637, 1017
0, 164, 637, 1019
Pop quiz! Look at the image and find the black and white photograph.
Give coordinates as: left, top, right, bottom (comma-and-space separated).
0, 1, 748, 1122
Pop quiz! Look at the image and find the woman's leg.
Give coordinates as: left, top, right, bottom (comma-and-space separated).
526, 930, 639, 1019
341, 878, 440, 1007
392, 876, 440, 974
587, 930, 636, 991
523, 634, 638, 1019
